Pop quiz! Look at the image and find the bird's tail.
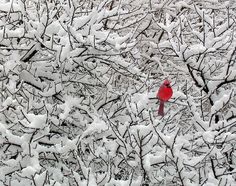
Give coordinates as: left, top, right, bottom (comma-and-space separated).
158, 101, 164, 116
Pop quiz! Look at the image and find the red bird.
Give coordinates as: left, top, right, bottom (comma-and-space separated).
157, 79, 173, 116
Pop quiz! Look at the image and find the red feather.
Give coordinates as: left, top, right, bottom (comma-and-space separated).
157, 80, 173, 116
158, 100, 165, 116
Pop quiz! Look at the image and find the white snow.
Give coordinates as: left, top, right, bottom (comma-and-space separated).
59, 96, 83, 120
0, 2, 21, 12
25, 113, 47, 129
211, 93, 231, 114
20, 70, 44, 90
81, 117, 108, 139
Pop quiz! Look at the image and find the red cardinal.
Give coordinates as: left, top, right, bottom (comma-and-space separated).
157, 79, 173, 116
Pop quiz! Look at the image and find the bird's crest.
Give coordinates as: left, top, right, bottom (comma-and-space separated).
163, 79, 171, 86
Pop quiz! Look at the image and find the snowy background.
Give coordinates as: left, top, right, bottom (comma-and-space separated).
0, 0, 235, 185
